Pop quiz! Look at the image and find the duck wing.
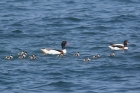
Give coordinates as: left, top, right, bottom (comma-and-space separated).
111, 44, 124, 48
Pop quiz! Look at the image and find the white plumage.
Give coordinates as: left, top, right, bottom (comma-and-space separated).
41, 41, 68, 55
108, 40, 128, 50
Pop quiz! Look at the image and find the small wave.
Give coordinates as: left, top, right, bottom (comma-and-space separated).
64, 17, 82, 22
116, 0, 140, 3
11, 22, 23, 26
81, 31, 96, 35
42, 16, 81, 23
12, 30, 23, 33
1, 33, 25, 39
73, 26, 89, 31
94, 25, 112, 31
64, 1, 75, 4
108, 14, 138, 23
48, 81, 75, 87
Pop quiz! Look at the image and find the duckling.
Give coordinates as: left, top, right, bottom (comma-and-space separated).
87, 58, 91, 61
74, 52, 80, 56
93, 54, 100, 58
109, 52, 115, 57
18, 55, 25, 59
22, 53, 27, 58
83, 59, 86, 62
9, 55, 13, 59
5, 55, 13, 60
18, 51, 25, 56
83, 58, 90, 62
18, 51, 28, 59
29, 55, 37, 60
6, 56, 10, 60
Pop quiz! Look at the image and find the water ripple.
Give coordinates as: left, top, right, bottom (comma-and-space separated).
0, 0, 140, 93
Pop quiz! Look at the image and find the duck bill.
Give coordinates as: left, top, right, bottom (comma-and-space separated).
66, 42, 69, 46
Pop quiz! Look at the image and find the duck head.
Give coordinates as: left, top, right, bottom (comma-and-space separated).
124, 40, 128, 47
61, 41, 68, 49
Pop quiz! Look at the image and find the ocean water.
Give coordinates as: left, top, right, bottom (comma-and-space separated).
0, 0, 140, 93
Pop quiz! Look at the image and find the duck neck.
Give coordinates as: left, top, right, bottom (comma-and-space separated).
62, 45, 66, 49
124, 42, 127, 47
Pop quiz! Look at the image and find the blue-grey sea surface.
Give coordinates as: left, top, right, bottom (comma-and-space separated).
0, 0, 140, 93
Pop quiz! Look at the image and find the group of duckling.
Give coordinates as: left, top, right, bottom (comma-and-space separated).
73, 52, 115, 62
5, 50, 116, 62
5, 51, 37, 60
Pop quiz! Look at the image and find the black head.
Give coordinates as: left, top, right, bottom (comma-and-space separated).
61, 41, 67, 49
124, 40, 128, 47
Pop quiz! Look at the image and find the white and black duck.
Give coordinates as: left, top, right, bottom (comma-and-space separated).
41, 41, 68, 55
109, 40, 128, 50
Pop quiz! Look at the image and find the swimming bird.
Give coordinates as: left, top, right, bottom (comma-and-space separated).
5, 55, 13, 60
109, 52, 115, 57
87, 58, 91, 61
29, 55, 37, 60
18, 51, 28, 59
93, 54, 100, 58
74, 52, 80, 56
18, 51, 24, 56
18, 55, 25, 59
41, 41, 68, 55
83, 58, 91, 62
108, 40, 128, 50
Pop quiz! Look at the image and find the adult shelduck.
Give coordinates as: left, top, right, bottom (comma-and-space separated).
109, 40, 128, 50
41, 41, 68, 55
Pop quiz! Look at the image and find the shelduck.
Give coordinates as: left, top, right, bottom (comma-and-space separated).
41, 41, 68, 55
109, 40, 128, 50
